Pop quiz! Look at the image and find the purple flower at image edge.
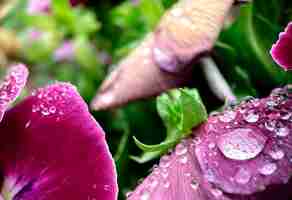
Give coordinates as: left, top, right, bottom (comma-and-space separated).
0, 64, 118, 200
127, 87, 292, 200
271, 22, 292, 71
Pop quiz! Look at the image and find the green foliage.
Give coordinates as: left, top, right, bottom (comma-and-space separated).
133, 88, 207, 163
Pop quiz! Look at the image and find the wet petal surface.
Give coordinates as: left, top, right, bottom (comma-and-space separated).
0, 83, 118, 200
0, 64, 28, 122
128, 86, 292, 200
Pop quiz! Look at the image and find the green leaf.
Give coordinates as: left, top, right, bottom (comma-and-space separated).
133, 136, 176, 152
138, 0, 164, 28
133, 88, 207, 162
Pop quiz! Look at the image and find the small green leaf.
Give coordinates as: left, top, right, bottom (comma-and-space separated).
133, 88, 207, 162
133, 136, 176, 152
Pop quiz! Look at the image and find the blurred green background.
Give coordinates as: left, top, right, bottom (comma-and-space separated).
0, 0, 292, 199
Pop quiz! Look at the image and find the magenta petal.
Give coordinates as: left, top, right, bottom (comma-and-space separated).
0, 64, 28, 122
0, 83, 118, 200
128, 87, 292, 200
270, 22, 292, 70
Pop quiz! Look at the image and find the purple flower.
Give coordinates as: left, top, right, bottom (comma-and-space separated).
128, 87, 292, 200
270, 22, 292, 71
0, 64, 118, 200
53, 41, 75, 62
27, 0, 82, 15
27, 0, 51, 15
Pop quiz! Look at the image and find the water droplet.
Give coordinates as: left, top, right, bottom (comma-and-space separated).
190, 180, 199, 190
269, 149, 285, 160
179, 156, 188, 164
140, 191, 150, 200
170, 7, 183, 17
235, 168, 251, 184
266, 99, 277, 107
175, 143, 188, 155
217, 128, 267, 161
281, 112, 292, 120
163, 182, 170, 188
265, 120, 277, 131
276, 127, 289, 137
103, 184, 111, 191
211, 188, 223, 198
49, 106, 56, 114
259, 163, 277, 175
208, 143, 216, 149
160, 155, 171, 168
25, 120, 31, 128
219, 110, 236, 123
126, 192, 133, 198
243, 111, 259, 123
149, 180, 158, 188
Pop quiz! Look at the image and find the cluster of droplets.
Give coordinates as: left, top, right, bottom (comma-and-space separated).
0, 64, 28, 112
127, 140, 206, 200
31, 84, 74, 118
195, 87, 292, 195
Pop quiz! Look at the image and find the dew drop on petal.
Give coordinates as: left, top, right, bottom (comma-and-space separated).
160, 155, 171, 168
217, 128, 267, 161
179, 156, 188, 164
265, 120, 277, 131
190, 180, 199, 190
163, 181, 170, 188
243, 111, 259, 123
276, 127, 289, 137
269, 149, 285, 160
219, 110, 236, 123
211, 188, 223, 198
140, 191, 150, 200
259, 163, 277, 175
175, 143, 188, 155
235, 168, 251, 184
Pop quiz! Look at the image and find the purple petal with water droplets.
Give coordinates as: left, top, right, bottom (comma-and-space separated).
128, 86, 292, 200
0, 83, 118, 200
0, 64, 28, 122
270, 22, 292, 70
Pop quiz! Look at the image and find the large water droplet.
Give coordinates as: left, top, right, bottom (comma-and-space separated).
217, 128, 267, 161
259, 163, 277, 175
235, 168, 251, 184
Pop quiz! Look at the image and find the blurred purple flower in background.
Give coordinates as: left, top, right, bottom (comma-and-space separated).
0, 64, 118, 200
27, 0, 82, 15
27, 0, 51, 15
53, 40, 75, 62
271, 22, 292, 71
